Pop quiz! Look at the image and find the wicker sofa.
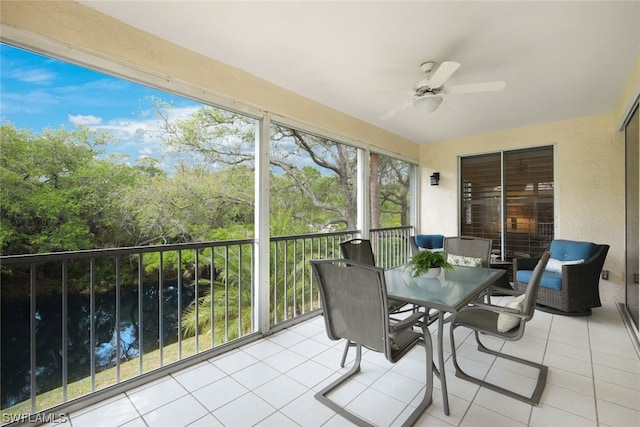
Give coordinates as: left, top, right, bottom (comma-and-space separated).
513, 239, 609, 315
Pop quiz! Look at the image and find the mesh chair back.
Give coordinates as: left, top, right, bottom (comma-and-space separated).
444, 236, 492, 267
522, 251, 551, 319
311, 259, 388, 353
340, 239, 376, 266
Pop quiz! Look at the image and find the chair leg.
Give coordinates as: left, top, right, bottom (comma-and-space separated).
340, 340, 355, 368
449, 327, 548, 406
435, 311, 450, 416
316, 344, 369, 426
316, 329, 434, 427
401, 324, 433, 427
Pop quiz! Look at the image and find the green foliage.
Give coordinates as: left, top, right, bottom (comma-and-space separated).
180, 245, 254, 341
153, 100, 256, 167
271, 127, 358, 230
1, 96, 412, 256
406, 250, 453, 277
116, 163, 255, 245
377, 156, 411, 227
270, 168, 348, 235
0, 123, 143, 254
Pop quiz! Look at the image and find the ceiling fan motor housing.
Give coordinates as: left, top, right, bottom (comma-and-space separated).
419, 61, 436, 73
414, 80, 442, 95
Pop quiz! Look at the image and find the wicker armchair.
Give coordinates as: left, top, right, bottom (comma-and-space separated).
513, 240, 609, 315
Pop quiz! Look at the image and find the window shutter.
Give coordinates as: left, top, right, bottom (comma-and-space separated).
460, 153, 502, 252
504, 147, 554, 257
460, 146, 553, 260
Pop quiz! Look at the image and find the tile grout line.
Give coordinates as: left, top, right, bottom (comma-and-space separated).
586, 313, 601, 427
529, 310, 554, 427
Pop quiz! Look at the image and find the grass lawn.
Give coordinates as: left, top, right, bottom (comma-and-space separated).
0, 333, 215, 420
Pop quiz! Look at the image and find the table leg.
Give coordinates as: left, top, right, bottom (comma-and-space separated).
438, 311, 450, 415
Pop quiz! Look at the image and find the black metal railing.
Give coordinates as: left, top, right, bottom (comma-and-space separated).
370, 225, 414, 268
0, 226, 411, 422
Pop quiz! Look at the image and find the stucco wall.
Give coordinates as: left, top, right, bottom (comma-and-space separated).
419, 113, 626, 301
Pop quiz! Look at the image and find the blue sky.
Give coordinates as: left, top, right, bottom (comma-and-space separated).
0, 43, 203, 168
1, 43, 326, 175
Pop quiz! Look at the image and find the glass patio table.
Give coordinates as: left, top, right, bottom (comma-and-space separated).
384, 265, 506, 416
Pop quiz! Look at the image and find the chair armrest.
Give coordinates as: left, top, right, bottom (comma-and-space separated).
556, 245, 609, 311
389, 311, 425, 333
470, 301, 527, 318
513, 256, 540, 272
561, 257, 604, 295
487, 286, 521, 297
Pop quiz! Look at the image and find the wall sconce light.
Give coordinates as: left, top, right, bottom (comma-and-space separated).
430, 172, 440, 186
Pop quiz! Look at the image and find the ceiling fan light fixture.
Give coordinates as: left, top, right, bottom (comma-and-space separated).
413, 96, 442, 113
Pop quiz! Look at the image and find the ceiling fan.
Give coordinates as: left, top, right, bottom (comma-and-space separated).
380, 61, 506, 120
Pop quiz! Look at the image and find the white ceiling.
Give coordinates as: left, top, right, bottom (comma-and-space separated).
81, 1, 640, 144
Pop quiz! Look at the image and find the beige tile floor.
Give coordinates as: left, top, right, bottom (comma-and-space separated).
60, 300, 639, 427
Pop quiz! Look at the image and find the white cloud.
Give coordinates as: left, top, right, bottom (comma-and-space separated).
0, 90, 59, 114
6, 68, 56, 85
68, 104, 255, 176
68, 114, 103, 126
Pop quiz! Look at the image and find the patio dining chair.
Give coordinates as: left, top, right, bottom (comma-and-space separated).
443, 236, 492, 267
447, 251, 551, 405
339, 238, 412, 367
444, 236, 497, 301
310, 259, 433, 427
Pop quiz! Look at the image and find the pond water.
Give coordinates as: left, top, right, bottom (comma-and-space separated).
0, 283, 195, 409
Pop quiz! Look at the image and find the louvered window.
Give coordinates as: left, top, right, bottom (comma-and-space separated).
460, 146, 554, 260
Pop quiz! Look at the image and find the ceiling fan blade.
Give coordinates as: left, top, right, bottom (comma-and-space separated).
379, 99, 415, 120
427, 61, 460, 88
445, 81, 506, 94
374, 89, 416, 96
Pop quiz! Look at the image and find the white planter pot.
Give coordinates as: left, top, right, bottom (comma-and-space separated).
423, 267, 441, 278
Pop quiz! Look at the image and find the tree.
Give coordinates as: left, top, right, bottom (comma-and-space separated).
376, 155, 411, 227
116, 163, 255, 245
271, 127, 357, 229
370, 152, 381, 229
0, 123, 145, 254
153, 102, 358, 231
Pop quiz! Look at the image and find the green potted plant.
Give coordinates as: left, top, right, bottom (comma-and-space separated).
406, 250, 454, 278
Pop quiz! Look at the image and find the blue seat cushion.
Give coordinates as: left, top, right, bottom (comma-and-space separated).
415, 234, 444, 250
550, 239, 595, 261
516, 270, 563, 291
517, 240, 596, 292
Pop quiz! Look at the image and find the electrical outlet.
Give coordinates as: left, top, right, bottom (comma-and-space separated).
601, 270, 609, 280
